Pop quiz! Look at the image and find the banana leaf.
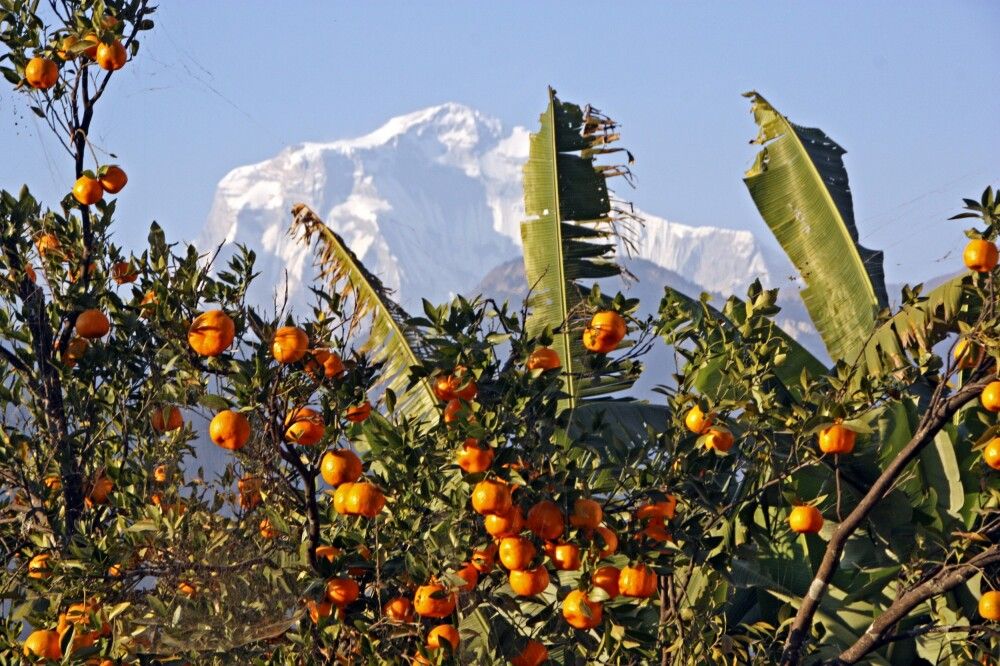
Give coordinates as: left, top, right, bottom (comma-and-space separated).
743, 91, 888, 364
289, 204, 438, 424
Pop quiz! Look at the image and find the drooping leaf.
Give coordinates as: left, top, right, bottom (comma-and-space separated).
742, 91, 888, 363
289, 204, 438, 424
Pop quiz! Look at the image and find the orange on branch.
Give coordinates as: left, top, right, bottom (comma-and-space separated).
188, 310, 235, 356
321, 449, 363, 486
209, 410, 251, 451
284, 407, 325, 445
25, 57, 58, 89
271, 326, 309, 364
72, 176, 104, 205
75, 308, 110, 338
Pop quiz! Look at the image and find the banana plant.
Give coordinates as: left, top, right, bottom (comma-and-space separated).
289, 204, 439, 424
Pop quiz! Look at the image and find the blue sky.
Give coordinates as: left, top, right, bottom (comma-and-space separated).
2, 1, 997, 285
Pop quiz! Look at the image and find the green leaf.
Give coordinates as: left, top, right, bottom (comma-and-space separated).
290, 205, 438, 424
742, 91, 887, 363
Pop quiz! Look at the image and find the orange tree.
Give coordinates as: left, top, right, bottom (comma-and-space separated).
3, 3, 1000, 665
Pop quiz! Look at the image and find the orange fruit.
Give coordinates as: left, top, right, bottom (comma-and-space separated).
788, 505, 824, 534
188, 310, 236, 357
209, 410, 251, 451
641, 517, 673, 543
320, 449, 363, 486
61, 336, 89, 367
457, 439, 494, 473
954, 339, 983, 369
106, 564, 122, 577
306, 599, 333, 623
345, 401, 372, 423
583, 310, 626, 353
562, 589, 602, 630
980, 591, 1000, 621
470, 543, 497, 573
547, 542, 581, 571
43, 475, 62, 492
570, 497, 603, 529
72, 176, 104, 205
35, 232, 61, 257
314, 545, 340, 563
704, 427, 734, 453
57, 35, 79, 60
685, 404, 713, 434
325, 577, 360, 606
818, 423, 855, 454
592, 565, 620, 599
984, 438, 1000, 471
272, 326, 309, 364
95, 40, 127, 70
442, 398, 469, 425
110, 260, 137, 284
964, 239, 999, 273
307, 349, 345, 379
427, 624, 460, 651
526, 346, 561, 371
512, 640, 548, 666
344, 482, 385, 518
485, 505, 524, 538
593, 525, 618, 557
471, 479, 512, 516
99, 165, 127, 194
284, 407, 325, 445
455, 562, 479, 592
22, 629, 62, 659
982, 382, 1000, 412
498, 536, 536, 571
151, 405, 183, 432
385, 596, 414, 623
76, 308, 110, 338
619, 563, 657, 598
153, 465, 168, 483
87, 475, 113, 504
414, 583, 457, 618
333, 482, 354, 514
526, 500, 564, 541
177, 581, 197, 598
28, 553, 52, 579
25, 57, 58, 89
509, 565, 549, 596
635, 496, 677, 521
259, 518, 277, 539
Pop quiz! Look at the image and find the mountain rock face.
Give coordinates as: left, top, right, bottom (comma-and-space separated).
201, 102, 823, 357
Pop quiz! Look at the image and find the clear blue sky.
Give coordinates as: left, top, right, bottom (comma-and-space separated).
2, 1, 997, 285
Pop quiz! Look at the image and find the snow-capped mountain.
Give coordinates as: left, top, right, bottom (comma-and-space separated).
200, 102, 820, 355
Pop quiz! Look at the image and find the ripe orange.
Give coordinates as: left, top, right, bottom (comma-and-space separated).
704, 427, 734, 453
818, 423, 856, 454
592, 565, 620, 599
788, 505, 824, 534
28, 553, 52, 579
980, 590, 1000, 621
471, 479, 512, 516
307, 349, 345, 379
272, 326, 309, 363
414, 582, 457, 618
641, 517, 673, 543
509, 565, 549, 596
982, 382, 1000, 412
619, 563, 657, 598
333, 482, 354, 515
81, 33, 100, 59
314, 544, 340, 563
984, 438, 1000, 471
593, 525, 618, 557
306, 599, 333, 623
498, 536, 536, 571
442, 398, 469, 424
106, 564, 122, 578
22, 629, 62, 659
25, 57, 58, 89
321, 449, 363, 486
209, 410, 251, 451
61, 336, 89, 367
635, 496, 677, 521
151, 405, 183, 432
99, 165, 127, 194
964, 239, 999, 273
72, 176, 104, 205
259, 518, 277, 539
470, 543, 498, 573
345, 401, 372, 423
547, 542, 581, 571
188, 310, 236, 356
87, 475, 113, 504
583, 310, 627, 353
111, 260, 137, 284
512, 640, 548, 666
484, 505, 524, 538
457, 439, 493, 473
685, 404, 713, 434
95, 40, 127, 70
386, 596, 414, 623
526, 346, 561, 371
76, 308, 110, 338
562, 590, 602, 630
344, 482, 385, 518
177, 581, 198, 598
57, 35, 78, 59
954, 339, 983, 369
526, 500, 564, 541
325, 577, 360, 606
284, 407, 325, 445
570, 497, 603, 529
36, 232, 61, 257
427, 624, 461, 651
455, 562, 479, 592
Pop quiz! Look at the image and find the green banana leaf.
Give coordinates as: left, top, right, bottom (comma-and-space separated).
289, 204, 438, 424
521, 88, 635, 408
742, 91, 888, 364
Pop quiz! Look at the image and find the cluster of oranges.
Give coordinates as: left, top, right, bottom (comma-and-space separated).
23, 14, 127, 91
22, 600, 112, 663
